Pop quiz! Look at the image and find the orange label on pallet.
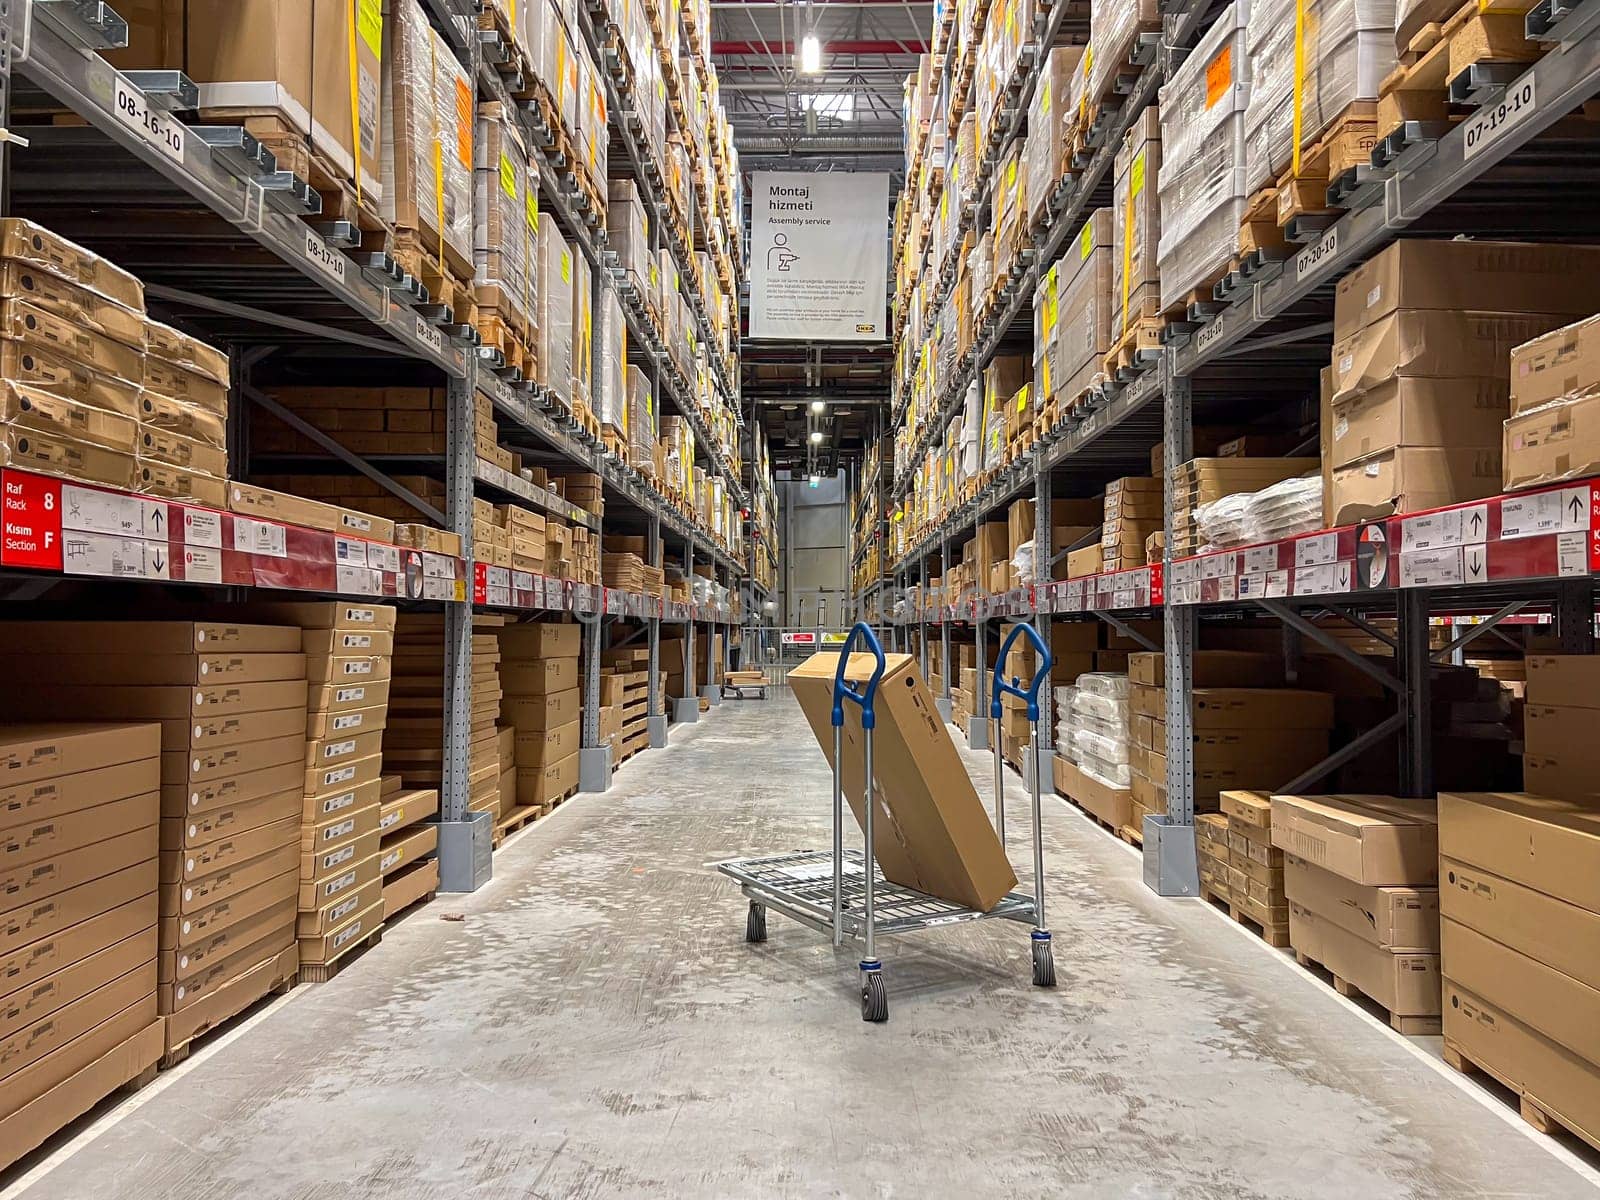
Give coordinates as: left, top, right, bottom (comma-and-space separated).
454, 78, 473, 168
1205, 44, 1232, 108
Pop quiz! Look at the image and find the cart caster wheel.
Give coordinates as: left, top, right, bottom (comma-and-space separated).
745, 903, 767, 943
1031, 931, 1056, 988
860, 961, 888, 1023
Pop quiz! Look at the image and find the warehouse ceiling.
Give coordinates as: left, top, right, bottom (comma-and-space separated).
713, 0, 925, 472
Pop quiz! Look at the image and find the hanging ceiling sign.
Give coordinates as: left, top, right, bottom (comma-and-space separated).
748, 171, 889, 343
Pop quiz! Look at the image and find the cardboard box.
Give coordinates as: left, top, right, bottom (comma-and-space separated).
1289, 900, 1441, 1018
0, 895, 155, 1002
0, 924, 154, 1049
1190, 690, 1333, 730
164, 733, 306, 789
301, 796, 380, 856
1332, 241, 1600, 343
1053, 756, 1133, 832
0, 621, 299, 656
1511, 311, 1600, 415
499, 657, 579, 695
1127, 652, 1280, 688
789, 652, 1017, 911
161, 785, 301, 851
1270, 794, 1439, 886
298, 900, 382, 967
515, 752, 578, 807
1330, 445, 1502, 525
379, 822, 436, 876
1443, 979, 1600, 1151
161, 838, 297, 917
160, 813, 297, 885
1437, 792, 1600, 915
297, 871, 382, 939
383, 857, 438, 919
1503, 391, 1600, 492
298, 833, 381, 906
162, 758, 299, 821
305, 703, 386, 741
1443, 916, 1599, 1064
0, 863, 156, 962
377, 786, 437, 836
1284, 854, 1438, 952
303, 728, 385, 768
499, 622, 583, 657
0, 977, 157, 1121
1, 822, 157, 917
1442, 854, 1600, 995
246, 600, 397, 632
158, 868, 296, 952
1329, 376, 1508, 470
303, 751, 383, 800
1330, 310, 1557, 405
513, 719, 580, 769
162, 894, 294, 983
501, 688, 579, 731
307, 676, 391, 716
0, 723, 159, 805
0, 218, 145, 312
1, 960, 154, 1086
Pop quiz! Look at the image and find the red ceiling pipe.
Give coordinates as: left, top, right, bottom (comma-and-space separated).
711, 39, 928, 54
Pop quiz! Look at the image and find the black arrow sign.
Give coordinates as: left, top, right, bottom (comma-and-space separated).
1339, 566, 1349, 587
151, 508, 164, 532
1469, 550, 1483, 575
151, 551, 165, 572
1570, 495, 1584, 523
1469, 509, 1483, 533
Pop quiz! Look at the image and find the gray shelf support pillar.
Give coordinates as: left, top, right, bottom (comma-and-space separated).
918, 557, 931, 681
676, 544, 700, 724
1146, 358, 1197, 897
438, 373, 491, 893
647, 511, 668, 747
969, 615, 990, 751
1027, 460, 1056, 796
1398, 589, 1435, 799
937, 532, 954, 724
578, 605, 612, 792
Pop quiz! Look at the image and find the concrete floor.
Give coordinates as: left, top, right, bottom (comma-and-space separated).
7, 692, 1599, 1199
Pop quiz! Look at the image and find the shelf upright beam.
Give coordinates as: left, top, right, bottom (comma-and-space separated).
1555, 577, 1596, 655
938, 530, 954, 724
676, 543, 700, 724
918, 556, 931, 681
439, 372, 491, 893
648, 509, 668, 747
1398, 589, 1435, 799
1148, 357, 1197, 896
1029, 455, 1055, 796
969, 514, 989, 751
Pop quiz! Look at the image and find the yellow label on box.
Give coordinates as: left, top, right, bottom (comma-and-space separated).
526, 186, 539, 229
499, 152, 517, 200
1131, 151, 1146, 199
561, 250, 572, 284
357, 0, 383, 59
1079, 219, 1094, 259
1040, 79, 1051, 115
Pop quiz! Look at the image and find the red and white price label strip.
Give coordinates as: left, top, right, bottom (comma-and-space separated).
233, 517, 287, 557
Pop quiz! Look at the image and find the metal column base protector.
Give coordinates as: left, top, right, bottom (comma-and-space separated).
700, 684, 722, 706
436, 815, 493, 893
648, 713, 669, 748
1023, 744, 1057, 796
674, 697, 701, 724
966, 716, 989, 751
579, 744, 613, 793
935, 696, 953, 724
1141, 816, 1199, 897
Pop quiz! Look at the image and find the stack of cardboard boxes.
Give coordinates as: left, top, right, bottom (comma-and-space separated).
385, 614, 506, 822
0, 622, 308, 1062
0, 723, 164, 1173
1126, 651, 1332, 826
1327, 240, 1600, 525
1195, 812, 1232, 902
1438, 788, 1600, 1152
250, 602, 394, 976
473, 100, 537, 355
1274, 793, 1442, 1031
1168, 457, 1319, 557
500, 622, 582, 815
600, 647, 653, 760
1504, 313, 1600, 492
1101, 476, 1162, 572
377, 774, 439, 918
1107, 109, 1162, 359
1053, 673, 1135, 835
1218, 791, 1289, 944
0, 219, 229, 506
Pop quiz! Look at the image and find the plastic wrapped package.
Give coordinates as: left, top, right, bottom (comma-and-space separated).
537, 220, 574, 408
960, 377, 983, 478
1033, 264, 1061, 406
1242, 474, 1324, 542
1072, 726, 1131, 767
1193, 490, 1250, 549
574, 250, 594, 413
473, 101, 534, 336
1028, 46, 1084, 228
525, 0, 580, 138
1057, 210, 1114, 396
595, 283, 625, 433
1089, 0, 1160, 106
1243, 0, 1395, 192
1110, 109, 1162, 341
625, 365, 656, 473
1156, 4, 1251, 309
990, 143, 1027, 282
955, 114, 979, 213
1080, 753, 1134, 789
382, 0, 475, 276
607, 179, 650, 296
1054, 685, 1080, 758
1012, 538, 1035, 583
1075, 671, 1131, 701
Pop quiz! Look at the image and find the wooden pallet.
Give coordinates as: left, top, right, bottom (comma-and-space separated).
602, 427, 630, 466
1270, 102, 1379, 228
392, 233, 477, 327
572, 401, 602, 441
1377, 2, 1542, 144
1102, 307, 1166, 376
221, 114, 391, 249
493, 803, 543, 847
548, 784, 578, 809
161, 950, 298, 1069
477, 314, 533, 378
1294, 950, 1441, 1034
1237, 186, 1289, 257
1443, 1038, 1600, 1153
299, 926, 384, 985
1202, 887, 1292, 948
477, 4, 536, 90
1118, 823, 1144, 848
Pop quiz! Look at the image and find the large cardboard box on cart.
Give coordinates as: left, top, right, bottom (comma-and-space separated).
788, 651, 1017, 912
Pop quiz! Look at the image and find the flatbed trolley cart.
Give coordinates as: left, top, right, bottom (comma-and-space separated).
714, 622, 1056, 1022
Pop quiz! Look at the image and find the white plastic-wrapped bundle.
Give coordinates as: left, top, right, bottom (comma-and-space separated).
1242, 474, 1324, 542
1243, 0, 1396, 193
1157, 2, 1251, 309
1069, 673, 1132, 788
1193, 490, 1251, 550
1054, 685, 1080, 759
1012, 539, 1035, 584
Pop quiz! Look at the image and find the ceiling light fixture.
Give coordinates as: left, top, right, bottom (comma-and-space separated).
810, 430, 824, 443
810, 400, 825, 414
799, 33, 822, 74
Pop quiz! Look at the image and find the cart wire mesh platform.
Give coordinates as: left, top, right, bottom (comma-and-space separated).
714, 621, 1056, 1022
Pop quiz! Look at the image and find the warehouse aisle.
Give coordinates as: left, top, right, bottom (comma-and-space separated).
8, 696, 1598, 1200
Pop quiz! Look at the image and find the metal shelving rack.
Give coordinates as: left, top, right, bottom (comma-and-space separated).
0, 0, 754, 892
875, 0, 1600, 896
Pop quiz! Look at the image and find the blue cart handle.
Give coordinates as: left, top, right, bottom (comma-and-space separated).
832, 622, 887, 730
990, 621, 1053, 722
